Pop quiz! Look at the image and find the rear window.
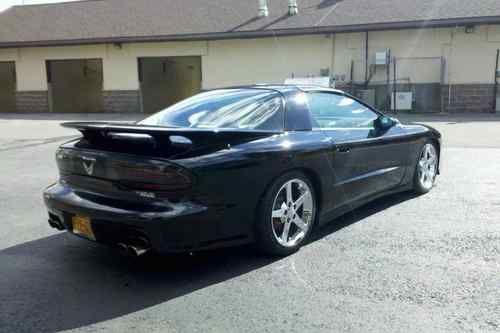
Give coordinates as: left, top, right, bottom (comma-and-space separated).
139, 89, 284, 131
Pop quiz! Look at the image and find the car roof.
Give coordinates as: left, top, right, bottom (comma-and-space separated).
212, 84, 345, 95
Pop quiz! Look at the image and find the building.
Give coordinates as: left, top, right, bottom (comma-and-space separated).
0, 0, 500, 114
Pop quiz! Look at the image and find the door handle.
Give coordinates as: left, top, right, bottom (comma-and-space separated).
336, 146, 351, 153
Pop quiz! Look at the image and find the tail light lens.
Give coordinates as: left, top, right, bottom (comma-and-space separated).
115, 163, 194, 191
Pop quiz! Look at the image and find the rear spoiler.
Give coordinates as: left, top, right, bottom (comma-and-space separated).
61, 122, 281, 148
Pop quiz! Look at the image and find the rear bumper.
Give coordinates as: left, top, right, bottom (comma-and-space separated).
43, 181, 227, 254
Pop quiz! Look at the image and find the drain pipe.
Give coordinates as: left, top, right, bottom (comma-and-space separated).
258, 0, 269, 17
494, 49, 499, 113
288, 0, 299, 15
364, 31, 369, 88
393, 57, 397, 113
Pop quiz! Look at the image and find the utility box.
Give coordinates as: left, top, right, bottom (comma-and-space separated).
375, 51, 389, 65
391, 92, 413, 110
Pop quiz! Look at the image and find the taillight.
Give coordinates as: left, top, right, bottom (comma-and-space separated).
115, 164, 194, 191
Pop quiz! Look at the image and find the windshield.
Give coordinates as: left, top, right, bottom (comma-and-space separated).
139, 89, 284, 131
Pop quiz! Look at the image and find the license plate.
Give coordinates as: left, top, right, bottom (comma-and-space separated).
72, 215, 96, 240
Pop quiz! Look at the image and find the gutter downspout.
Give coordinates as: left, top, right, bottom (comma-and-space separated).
448, 26, 458, 111
331, 34, 336, 88
393, 57, 397, 113
386, 49, 391, 112
364, 31, 369, 88
494, 49, 499, 113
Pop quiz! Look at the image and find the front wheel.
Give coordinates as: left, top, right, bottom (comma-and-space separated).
255, 171, 316, 256
413, 142, 439, 194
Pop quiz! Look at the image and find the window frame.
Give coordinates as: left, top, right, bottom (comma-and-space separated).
304, 89, 383, 131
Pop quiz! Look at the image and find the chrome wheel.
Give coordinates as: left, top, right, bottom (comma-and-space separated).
418, 143, 438, 190
271, 178, 314, 248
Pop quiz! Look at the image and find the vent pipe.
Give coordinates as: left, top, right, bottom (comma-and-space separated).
288, 0, 298, 15
258, 0, 269, 17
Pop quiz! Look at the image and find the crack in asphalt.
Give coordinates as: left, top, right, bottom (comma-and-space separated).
0, 136, 78, 152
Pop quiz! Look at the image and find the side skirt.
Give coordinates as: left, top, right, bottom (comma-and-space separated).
318, 183, 414, 226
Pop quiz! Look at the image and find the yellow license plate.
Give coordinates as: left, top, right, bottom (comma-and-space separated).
72, 215, 96, 240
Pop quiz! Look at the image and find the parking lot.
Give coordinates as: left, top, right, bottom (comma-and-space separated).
0, 113, 499, 332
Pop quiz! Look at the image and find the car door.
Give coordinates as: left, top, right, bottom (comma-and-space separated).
306, 91, 410, 209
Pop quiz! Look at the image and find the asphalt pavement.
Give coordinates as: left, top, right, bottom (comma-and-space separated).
0, 113, 499, 333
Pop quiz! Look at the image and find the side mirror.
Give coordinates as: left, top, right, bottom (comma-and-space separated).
374, 116, 396, 131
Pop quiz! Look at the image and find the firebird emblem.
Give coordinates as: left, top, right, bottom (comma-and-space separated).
82, 157, 96, 176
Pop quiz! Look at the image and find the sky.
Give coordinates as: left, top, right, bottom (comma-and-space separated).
0, 0, 80, 12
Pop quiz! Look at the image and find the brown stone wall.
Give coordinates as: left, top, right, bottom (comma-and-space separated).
15, 91, 49, 113
102, 90, 141, 113
442, 84, 495, 113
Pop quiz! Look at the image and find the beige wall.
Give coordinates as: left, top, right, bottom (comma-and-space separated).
447, 25, 500, 84
104, 41, 207, 90
0, 45, 105, 91
0, 35, 331, 91
0, 41, 208, 91
334, 29, 444, 84
202, 35, 334, 88
333, 25, 500, 86
0, 26, 499, 96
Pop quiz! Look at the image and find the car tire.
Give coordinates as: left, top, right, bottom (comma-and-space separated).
413, 141, 439, 194
255, 171, 317, 256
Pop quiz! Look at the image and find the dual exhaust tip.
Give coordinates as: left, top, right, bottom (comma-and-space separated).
118, 238, 151, 257
49, 217, 150, 257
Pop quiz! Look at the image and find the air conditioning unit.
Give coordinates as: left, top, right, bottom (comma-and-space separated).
375, 51, 389, 65
391, 92, 413, 110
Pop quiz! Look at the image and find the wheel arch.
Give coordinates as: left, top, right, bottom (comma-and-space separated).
297, 168, 323, 216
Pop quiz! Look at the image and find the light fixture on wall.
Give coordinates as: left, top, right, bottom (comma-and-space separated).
465, 25, 476, 34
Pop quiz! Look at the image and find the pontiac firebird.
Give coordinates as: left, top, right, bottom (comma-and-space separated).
43, 85, 441, 256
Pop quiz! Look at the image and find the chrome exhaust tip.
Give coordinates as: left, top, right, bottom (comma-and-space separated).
117, 238, 151, 257
128, 245, 149, 257
117, 243, 130, 256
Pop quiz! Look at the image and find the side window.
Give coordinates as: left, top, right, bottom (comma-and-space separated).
307, 92, 379, 129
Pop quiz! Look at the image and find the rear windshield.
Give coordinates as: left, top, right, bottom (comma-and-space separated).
139, 89, 284, 131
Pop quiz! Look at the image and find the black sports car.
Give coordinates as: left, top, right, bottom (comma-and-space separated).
44, 85, 441, 256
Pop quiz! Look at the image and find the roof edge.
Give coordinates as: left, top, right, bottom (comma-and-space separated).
1, 15, 499, 49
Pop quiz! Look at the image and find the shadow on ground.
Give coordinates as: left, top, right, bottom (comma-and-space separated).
0, 191, 417, 332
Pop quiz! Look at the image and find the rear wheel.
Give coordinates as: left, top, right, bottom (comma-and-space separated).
413, 142, 439, 194
255, 171, 316, 256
